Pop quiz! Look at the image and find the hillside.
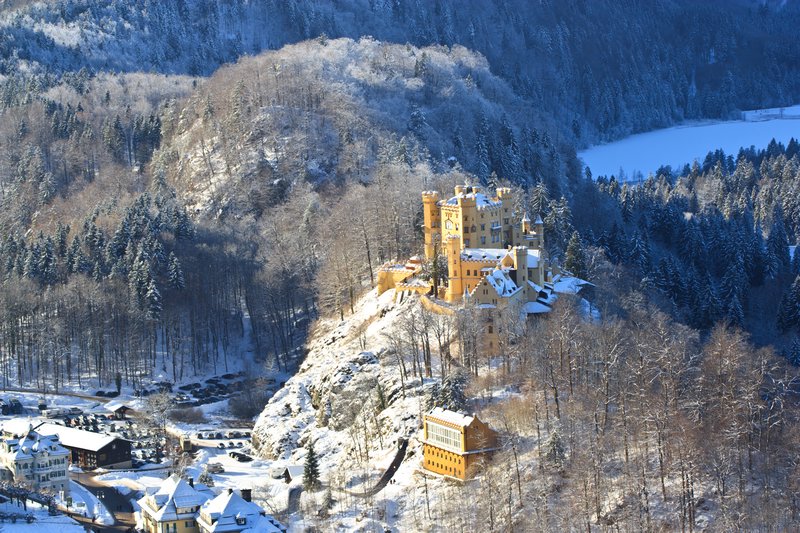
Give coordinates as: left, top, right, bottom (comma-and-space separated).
2, 0, 800, 146
250, 276, 800, 530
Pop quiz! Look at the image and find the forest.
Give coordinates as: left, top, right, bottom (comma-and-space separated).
0, 0, 798, 528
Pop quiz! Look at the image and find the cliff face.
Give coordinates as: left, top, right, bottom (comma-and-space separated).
251, 288, 421, 482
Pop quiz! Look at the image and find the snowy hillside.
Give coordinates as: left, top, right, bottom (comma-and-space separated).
252, 289, 444, 530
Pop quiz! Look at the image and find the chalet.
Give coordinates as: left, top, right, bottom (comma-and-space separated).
104, 400, 133, 420
138, 474, 211, 533
422, 407, 498, 480
35, 422, 132, 469
196, 488, 285, 533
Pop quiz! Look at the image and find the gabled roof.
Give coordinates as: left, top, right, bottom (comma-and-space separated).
198, 490, 284, 532
484, 268, 521, 297
139, 474, 210, 522
35, 423, 121, 452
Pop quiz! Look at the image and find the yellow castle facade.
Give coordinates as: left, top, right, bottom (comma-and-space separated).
379, 185, 570, 313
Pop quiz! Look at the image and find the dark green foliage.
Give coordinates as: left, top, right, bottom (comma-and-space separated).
564, 231, 587, 279
303, 440, 320, 491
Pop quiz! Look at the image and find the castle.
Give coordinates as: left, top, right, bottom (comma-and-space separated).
378, 185, 587, 316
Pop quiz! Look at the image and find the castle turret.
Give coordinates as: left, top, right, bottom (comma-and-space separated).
445, 234, 463, 302
521, 212, 531, 234
534, 214, 544, 250
422, 191, 441, 260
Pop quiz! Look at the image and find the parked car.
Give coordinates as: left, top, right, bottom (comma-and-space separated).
206, 463, 224, 474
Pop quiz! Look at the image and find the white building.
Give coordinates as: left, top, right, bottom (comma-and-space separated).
197, 489, 285, 533
0, 422, 70, 496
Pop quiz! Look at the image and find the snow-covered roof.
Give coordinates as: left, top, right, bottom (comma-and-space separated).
534, 214, 543, 224
461, 248, 509, 262
443, 192, 502, 209
139, 474, 210, 522
426, 407, 474, 428
35, 423, 120, 452
0, 418, 37, 438
527, 280, 545, 293
198, 490, 284, 533
523, 301, 552, 314
551, 276, 593, 295
103, 400, 131, 413
484, 268, 521, 297
0, 427, 69, 462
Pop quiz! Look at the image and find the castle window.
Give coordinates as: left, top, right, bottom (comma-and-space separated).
504, 218, 509, 225
481, 236, 486, 245
445, 220, 453, 230
464, 239, 470, 246
481, 224, 485, 231
488, 326, 493, 333
471, 225, 476, 233
466, 270, 470, 275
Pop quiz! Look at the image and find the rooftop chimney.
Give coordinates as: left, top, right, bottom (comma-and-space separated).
228, 488, 234, 495
240, 488, 252, 502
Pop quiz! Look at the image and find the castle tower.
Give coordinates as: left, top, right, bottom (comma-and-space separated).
444, 234, 463, 302
534, 214, 544, 250
513, 245, 529, 298
422, 191, 441, 260
521, 212, 531, 234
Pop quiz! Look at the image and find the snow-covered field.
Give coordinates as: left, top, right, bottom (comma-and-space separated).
579, 105, 800, 180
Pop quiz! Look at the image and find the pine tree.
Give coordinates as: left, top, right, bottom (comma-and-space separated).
786, 337, 800, 366
766, 207, 791, 279
725, 293, 745, 329
146, 278, 162, 320
303, 440, 320, 491
168, 252, 186, 290
777, 275, 800, 332
564, 231, 587, 279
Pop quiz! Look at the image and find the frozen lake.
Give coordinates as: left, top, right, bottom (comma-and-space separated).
578, 105, 800, 181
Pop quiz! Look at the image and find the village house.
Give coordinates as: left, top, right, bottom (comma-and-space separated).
139, 475, 285, 533
196, 488, 285, 533
421, 407, 498, 480
0, 421, 70, 496
138, 474, 212, 533
35, 422, 132, 469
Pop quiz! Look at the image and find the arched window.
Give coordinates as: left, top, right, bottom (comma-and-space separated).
445, 220, 453, 230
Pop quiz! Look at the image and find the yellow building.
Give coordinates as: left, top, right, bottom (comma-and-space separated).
379, 185, 591, 352
138, 474, 210, 533
422, 407, 498, 480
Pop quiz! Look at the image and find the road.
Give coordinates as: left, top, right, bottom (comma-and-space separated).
64, 473, 137, 533
345, 438, 408, 498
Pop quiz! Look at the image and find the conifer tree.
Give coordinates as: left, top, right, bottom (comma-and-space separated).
303, 440, 320, 491
146, 278, 162, 320
168, 252, 186, 290
564, 231, 587, 279
777, 275, 800, 332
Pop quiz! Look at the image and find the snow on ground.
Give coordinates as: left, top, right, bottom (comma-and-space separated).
245, 288, 464, 530
0, 498, 84, 532
579, 107, 800, 180
68, 480, 114, 525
